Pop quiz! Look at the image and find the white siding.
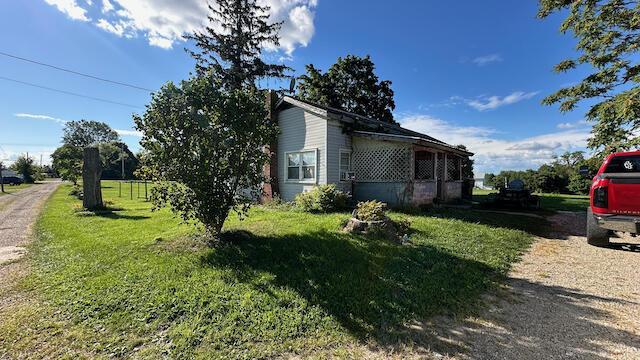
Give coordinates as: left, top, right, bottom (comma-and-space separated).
277, 107, 327, 201
326, 119, 352, 193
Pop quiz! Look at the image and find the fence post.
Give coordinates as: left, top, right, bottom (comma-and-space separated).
130, 181, 133, 200
119, 181, 122, 197
144, 181, 148, 200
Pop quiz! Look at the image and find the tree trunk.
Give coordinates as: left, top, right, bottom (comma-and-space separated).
82, 147, 103, 210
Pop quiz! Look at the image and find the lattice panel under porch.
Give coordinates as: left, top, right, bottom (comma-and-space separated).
415, 152, 434, 180
447, 156, 461, 180
352, 147, 411, 182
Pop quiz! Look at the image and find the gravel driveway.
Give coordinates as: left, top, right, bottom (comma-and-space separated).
0, 181, 60, 265
423, 212, 640, 359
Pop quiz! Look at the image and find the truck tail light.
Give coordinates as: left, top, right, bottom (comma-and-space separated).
593, 186, 608, 208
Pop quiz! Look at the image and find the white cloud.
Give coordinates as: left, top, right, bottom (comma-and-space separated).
96, 18, 125, 36
466, 91, 539, 111
14, 113, 69, 124
115, 129, 142, 137
472, 54, 502, 66
44, 0, 90, 21
557, 120, 588, 129
399, 114, 591, 177
101, 0, 114, 13
45, 0, 317, 53
0, 146, 57, 166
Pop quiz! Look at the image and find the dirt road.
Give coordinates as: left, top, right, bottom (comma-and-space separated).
0, 182, 60, 265
426, 212, 640, 359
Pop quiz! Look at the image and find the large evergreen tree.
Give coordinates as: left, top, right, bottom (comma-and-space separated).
297, 55, 396, 123
538, 0, 640, 155
186, 0, 290, 90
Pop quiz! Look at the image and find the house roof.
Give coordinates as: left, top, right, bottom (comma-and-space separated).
275, 96, 473, 157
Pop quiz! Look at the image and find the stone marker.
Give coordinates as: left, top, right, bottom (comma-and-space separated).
83, 147, 103, 209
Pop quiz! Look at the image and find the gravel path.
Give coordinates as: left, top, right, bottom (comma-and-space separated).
424, 212, 640, 359
0, 181, 60, 265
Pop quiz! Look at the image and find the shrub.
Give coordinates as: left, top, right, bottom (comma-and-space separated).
294, 185, 349, 212
69, 185, 83, 200
354, 200, 387, 222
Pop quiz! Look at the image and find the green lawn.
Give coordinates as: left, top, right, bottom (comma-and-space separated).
1, 182, 542, 359
473, 188, 590, 213
0, 183, 33, 196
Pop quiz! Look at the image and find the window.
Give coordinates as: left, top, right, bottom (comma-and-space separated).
339, 150, 352, 181
414, 151, 434, 180
605, 155, 640, 173
286, 150, 317, 181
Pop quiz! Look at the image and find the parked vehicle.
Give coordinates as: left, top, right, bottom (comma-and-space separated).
582, 151, 640, 246
486, 179, 540, 209
1, 176, 24, 185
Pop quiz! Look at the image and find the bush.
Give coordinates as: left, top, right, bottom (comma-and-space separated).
69, 185, 83, 200
354, 200, 387, 222
294, 185, 349, 212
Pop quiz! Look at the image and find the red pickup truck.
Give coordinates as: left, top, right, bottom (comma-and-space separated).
586, 151, 640, 246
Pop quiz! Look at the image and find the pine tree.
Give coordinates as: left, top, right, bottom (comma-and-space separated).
186, 0, 291, 90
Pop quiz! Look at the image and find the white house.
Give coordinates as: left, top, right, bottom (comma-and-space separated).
262, 95, 473, 207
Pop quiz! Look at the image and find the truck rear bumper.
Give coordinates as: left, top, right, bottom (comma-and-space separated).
593, 213, 640, 234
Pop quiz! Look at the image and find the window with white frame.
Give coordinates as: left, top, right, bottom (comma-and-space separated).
339, 150, 352, 181
286, 150, 317, 181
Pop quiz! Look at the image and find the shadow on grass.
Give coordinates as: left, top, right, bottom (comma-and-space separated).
74, 207, 150, 220
202, 229, 500, 349
403, 208, 552, 238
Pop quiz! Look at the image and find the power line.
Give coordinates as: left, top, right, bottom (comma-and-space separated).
0, 76, 142, 109
0, 51, 153, 92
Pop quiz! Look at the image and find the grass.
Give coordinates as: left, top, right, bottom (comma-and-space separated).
0, 182, 544, 359
0, 183, 33, 196
472, 188, 589, 213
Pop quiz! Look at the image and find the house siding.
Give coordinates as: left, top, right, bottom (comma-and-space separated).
326, 119, 352, 193
277, 107, 327, 201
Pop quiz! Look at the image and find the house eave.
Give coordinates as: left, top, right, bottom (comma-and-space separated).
353, 131, 474, 157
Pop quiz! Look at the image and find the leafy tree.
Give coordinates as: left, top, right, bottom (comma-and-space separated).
54, 121, 136, 182
457, 145, 475, 179
539, 0, 640, 154
52, 145, 83, 184
134, 76, 279, 241
62, 120, 120, 147
186, 0, 290, 90
98, 141, 139, 180
10, 155, 37, 183
568, 173, 592, 195
297, 55, 396, 123
484, 173, 496, 188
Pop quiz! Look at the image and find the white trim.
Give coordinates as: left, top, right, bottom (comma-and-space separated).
284, 149, 318, 184
338, 148, 352, 182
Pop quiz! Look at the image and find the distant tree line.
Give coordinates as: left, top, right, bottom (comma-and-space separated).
484, 151, 597, 195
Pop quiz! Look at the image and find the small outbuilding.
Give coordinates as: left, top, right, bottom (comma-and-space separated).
263, 96, 474, 207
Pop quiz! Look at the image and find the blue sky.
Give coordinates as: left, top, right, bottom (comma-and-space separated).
0, 0, 593, 176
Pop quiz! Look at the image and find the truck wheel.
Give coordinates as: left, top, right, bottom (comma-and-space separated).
587, 208, 609, 246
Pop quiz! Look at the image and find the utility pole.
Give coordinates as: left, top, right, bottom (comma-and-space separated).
121, 153, 125, 180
